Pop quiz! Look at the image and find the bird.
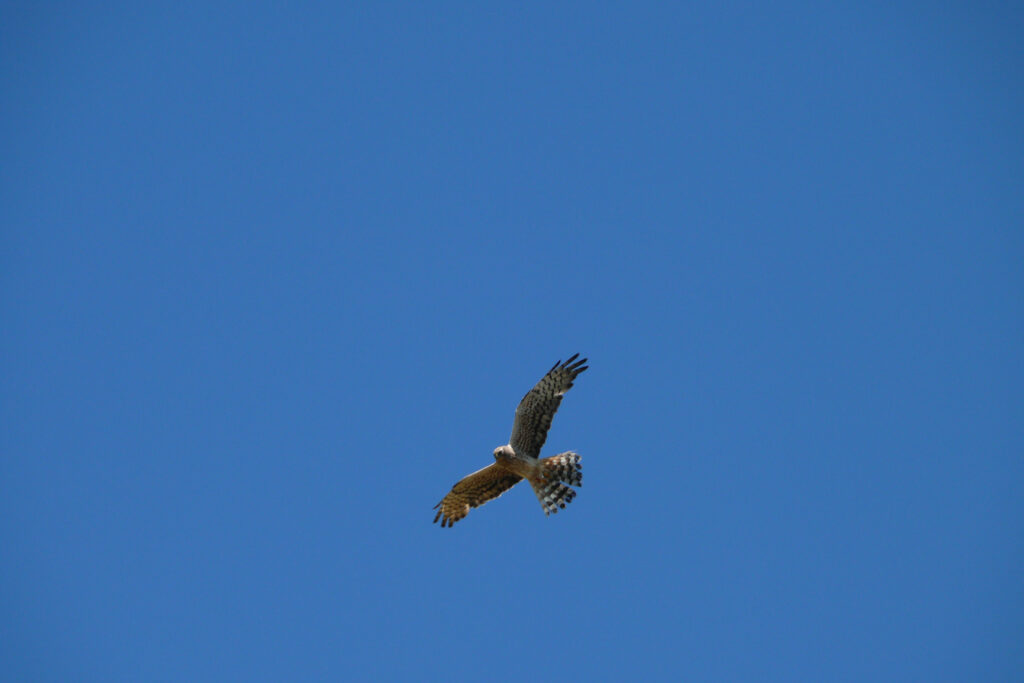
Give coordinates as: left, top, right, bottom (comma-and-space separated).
433, 353, 589, 527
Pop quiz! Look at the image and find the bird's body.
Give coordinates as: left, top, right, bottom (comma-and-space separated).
433, 354, 588, 527
492, 444, 537, 479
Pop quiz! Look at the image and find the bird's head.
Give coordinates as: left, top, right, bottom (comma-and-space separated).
493, 445, 514, 461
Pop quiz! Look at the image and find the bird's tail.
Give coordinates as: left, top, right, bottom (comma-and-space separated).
531, 452, 582, 515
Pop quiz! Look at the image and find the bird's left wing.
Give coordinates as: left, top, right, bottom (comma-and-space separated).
433, 463, 523, 527
509, 353, 588, 458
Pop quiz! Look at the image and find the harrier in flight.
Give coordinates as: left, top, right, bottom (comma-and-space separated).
433, 354, 589, 527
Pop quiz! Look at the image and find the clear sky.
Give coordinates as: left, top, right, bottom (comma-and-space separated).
2, 2, 1021, 681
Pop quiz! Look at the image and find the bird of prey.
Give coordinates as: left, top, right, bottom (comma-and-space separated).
433, 353, 589, 527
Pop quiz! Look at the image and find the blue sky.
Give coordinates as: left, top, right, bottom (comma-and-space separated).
2, 2, 1021, 680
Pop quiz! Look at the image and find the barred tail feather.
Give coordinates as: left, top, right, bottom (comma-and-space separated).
531, 452, 582, 516
542, 451, 582, 486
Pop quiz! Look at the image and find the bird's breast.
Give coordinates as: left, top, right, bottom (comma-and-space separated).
495, 450, 538, 479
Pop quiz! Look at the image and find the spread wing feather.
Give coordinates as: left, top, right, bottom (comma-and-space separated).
509, 353, 588, 458
432, 464, 523, 527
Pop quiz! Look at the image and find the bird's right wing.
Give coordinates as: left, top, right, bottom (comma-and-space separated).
433, 464, 523, 527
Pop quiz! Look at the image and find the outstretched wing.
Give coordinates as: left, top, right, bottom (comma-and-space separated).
509, 353, 588, 458
433, 464, 523, 527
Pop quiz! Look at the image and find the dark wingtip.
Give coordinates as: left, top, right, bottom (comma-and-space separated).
556, 353, 589, 373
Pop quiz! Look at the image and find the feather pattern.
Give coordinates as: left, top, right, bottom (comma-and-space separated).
433, 464, 523, 527
509, 354, 588, 458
